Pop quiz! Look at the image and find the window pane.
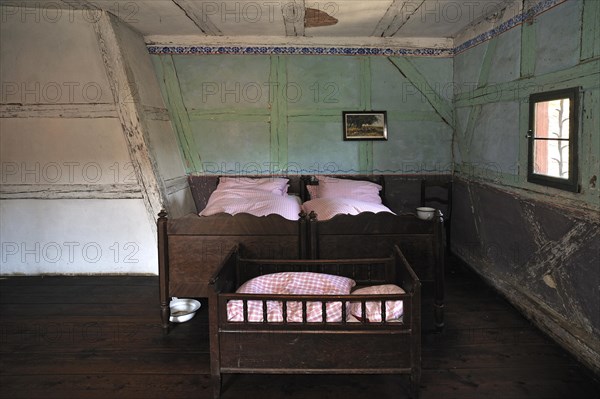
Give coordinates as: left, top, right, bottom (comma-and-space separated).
534, 140, 569, 178
535, 99, 570, 139
528, 87, 579, 192
533, 98, 570, 179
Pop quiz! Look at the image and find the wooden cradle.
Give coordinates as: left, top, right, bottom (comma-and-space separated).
208, 245, 421, 399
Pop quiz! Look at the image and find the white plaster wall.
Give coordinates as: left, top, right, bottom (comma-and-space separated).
0, 199, 156, 275
0, 9, 159, 274
1, 118, 132, 185
0, 10, 112, 104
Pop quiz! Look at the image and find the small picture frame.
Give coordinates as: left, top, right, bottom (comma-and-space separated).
343, 111, 388, 141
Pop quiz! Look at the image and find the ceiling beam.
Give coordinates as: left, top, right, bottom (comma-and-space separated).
172, 0, 222, 36
283, 0, 305, 36
373, 0, 425, 37
59, 0, 100, 10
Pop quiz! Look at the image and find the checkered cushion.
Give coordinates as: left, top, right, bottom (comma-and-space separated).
227, 272, 356, 322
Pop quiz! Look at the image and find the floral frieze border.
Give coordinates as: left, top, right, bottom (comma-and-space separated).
454, 0, 566, 55
147, 45, 454, 57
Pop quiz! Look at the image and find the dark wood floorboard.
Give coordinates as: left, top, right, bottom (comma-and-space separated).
1, 259, 598, 399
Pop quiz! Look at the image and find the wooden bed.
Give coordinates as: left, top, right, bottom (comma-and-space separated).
307, 210, 445, 330
157, 210, 306, 328
208, 245, 421, 399
158, 174, 445, 330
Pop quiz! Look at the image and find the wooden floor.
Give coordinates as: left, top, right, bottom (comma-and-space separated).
1, 258, 598, 399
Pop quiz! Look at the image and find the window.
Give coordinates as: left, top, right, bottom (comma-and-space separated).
527, 87, 580, 192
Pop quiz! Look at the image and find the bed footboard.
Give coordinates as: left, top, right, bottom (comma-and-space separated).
157, 211, 307, 329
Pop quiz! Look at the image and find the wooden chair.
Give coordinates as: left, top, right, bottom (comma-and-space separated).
421, 179, 452, 251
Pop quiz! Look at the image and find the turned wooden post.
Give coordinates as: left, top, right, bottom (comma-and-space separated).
433, 209, 445, 331
157, 210, 170, 330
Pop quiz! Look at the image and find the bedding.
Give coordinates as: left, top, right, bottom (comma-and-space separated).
217, 176, 290, 196
226, 272, 356, 322
199, 186, 302, 220
306, 176, 383, 204
302, 197, 394, 220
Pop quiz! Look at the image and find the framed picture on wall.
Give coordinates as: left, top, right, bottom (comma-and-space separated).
343, 111, 388, 141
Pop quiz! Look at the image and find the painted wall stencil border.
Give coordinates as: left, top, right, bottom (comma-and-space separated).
454, 0, 568, 55
147, 45, 453, 57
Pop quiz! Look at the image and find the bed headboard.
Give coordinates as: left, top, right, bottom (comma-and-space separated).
299, 175, 386, 204
188, 175, 304, 212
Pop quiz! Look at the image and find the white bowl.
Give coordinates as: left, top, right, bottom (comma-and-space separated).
416, 207, 436, 220
169, 298, 201, 323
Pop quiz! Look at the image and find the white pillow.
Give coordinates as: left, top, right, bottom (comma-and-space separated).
217, 177, 289, 196
312, 177, 382, 204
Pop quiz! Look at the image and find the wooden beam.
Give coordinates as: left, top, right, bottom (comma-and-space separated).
520, 15, 536, 78
269, 56, 288, 172
154, 55, 204, 173
283, 0, 305, 36
287, 110, 441, 122
59, 0, 99, 10
478, 38, 499, 88
359, 57, 373, 174
373, 0, 424, 37
580, 0, 600, 61
0, 104, 117, 119
92, 12, 167, 231
142, 105, 170, 122
388, 57, 454, 127
454, 58, 600, 108
187, 109, 270, 121
454, 37, 496, 162
172, 0, 222, 36
0, 183, 142, 200
164, 176, 190, 195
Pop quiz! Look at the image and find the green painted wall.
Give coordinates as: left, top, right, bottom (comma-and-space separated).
453, 0, 599, 206
151, 54, 453, 176
452, 0, 600, 372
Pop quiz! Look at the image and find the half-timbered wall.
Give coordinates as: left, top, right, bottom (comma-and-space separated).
452, 0, 599, 372
150, 54, 454, 176
0, 9, 192, 274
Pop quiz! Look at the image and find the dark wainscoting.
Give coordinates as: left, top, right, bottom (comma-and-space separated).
451, 177, 600, 374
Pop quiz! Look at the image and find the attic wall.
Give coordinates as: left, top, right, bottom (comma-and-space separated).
150, 54, 454, 176
452, 0, 600, 372
111, 18, 195, 218
0, 9, 190, 274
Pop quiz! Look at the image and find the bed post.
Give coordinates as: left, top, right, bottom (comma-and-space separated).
157, 210, 170, 330
299, 211, 308, 259
433, 209, 445, 331
307, 211, 318, 259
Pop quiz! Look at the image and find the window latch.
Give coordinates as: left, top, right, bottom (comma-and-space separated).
526, 130, 533, 139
